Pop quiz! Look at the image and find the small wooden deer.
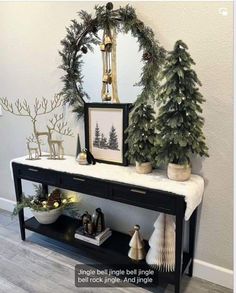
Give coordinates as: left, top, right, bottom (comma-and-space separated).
26, 135, 39, 160
47, 128, 64, 160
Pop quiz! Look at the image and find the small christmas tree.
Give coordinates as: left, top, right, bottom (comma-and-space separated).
108, 125, 119, 150
128, 225, 146, 261
146, 214, 175, 272
93, 122, 100, 147
155, 40, 209, 166
125, 102, 156, 164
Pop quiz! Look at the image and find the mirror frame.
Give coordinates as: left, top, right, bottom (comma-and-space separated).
59, 3, 166, 118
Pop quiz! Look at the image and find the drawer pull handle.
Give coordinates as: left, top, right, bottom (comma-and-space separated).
73, 177, 85, 182
130, 189, 146, 195
28, 168, 38, 172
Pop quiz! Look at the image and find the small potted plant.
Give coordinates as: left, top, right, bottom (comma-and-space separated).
154, 40, 209, 181
13, 185, 75, 224
125, 102, 156, 174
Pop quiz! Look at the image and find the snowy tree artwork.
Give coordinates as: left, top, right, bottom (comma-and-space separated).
93, 123, 119, 151
146, 213, 176, 272
86, 105, 128, 164
108, 125, 119, 150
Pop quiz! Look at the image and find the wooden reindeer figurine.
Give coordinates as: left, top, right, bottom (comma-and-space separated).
26, 134, 40, 160
0, 95, 73, 160
47, 127, 64, 160
46, 113, 72, 160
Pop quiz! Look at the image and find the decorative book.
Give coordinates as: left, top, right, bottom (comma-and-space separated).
74, 227, 112, 246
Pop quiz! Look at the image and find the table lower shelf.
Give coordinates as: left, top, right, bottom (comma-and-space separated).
24, 215, 191, 284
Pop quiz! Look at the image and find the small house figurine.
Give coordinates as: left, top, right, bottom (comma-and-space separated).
128, 225, 146, 261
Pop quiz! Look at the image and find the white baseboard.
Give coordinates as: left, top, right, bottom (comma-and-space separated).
193, 259, 233, 289
0, 197, 233, 289
0, 197, 15, 212
0, 196, 32, 217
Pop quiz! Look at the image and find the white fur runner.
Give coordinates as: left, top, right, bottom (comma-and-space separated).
11, 155, 204, 220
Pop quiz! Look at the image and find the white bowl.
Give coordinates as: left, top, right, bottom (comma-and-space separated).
32, 207, 62, 224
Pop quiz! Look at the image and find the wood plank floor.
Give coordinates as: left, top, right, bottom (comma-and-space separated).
0, 209, 232, 293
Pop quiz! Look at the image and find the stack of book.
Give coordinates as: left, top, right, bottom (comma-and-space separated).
74, 227, 112, 246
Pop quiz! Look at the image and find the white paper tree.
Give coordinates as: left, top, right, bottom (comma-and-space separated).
146, 213, 176, 272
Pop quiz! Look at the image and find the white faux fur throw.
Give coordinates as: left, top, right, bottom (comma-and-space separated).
10, 155, 204, 220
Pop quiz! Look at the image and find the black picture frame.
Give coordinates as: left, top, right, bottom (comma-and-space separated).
84, 103, 132, 166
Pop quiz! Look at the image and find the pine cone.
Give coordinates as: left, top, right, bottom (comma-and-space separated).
106, 2, 113, 10
137, 20, 144, 31
81, 46, 88, 54
143, 52, 152, 61
47, 189, 62, 208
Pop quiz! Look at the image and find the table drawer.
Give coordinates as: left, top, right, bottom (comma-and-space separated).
16, 165, 59, 186
17, 165, 45, 182
61, 174, 109, 198
112, 184, 176, 213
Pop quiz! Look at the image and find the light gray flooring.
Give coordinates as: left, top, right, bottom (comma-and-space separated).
0, 209, 232, 293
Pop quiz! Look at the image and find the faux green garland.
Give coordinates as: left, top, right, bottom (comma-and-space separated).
59, 3, 166, 118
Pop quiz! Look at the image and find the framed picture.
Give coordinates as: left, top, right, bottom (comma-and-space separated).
84, 103, 132, 166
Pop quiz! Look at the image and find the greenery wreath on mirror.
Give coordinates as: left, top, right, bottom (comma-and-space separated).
59, 2, 166, 118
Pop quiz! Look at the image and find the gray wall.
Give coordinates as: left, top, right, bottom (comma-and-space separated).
0, 1, 233, 270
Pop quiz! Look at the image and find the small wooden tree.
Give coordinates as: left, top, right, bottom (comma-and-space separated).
128, 225, 146, 261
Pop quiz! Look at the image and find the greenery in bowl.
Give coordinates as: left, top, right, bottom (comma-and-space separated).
12, 185, 78, 216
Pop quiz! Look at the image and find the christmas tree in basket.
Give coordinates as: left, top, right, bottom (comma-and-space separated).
154, 40, 209, 181
125, 102, 156, 174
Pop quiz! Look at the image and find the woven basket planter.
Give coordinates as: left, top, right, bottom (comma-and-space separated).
167, 163, 191, 181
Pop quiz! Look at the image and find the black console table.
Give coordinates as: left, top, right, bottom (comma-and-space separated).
12, 158, 199, 293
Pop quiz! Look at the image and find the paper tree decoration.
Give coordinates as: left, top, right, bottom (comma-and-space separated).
128, 225, 146, 261
146, 213, 176, 272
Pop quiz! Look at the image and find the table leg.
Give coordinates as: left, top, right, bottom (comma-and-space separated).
174, 199, 185, 293
13, 167, 25, 241
188, 208, 198, 277
42, 184, 48, 199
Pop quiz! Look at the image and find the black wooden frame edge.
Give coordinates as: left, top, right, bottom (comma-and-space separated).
84, 103, 132, 166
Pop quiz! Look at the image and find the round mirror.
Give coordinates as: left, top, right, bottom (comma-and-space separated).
82, 31, 142, 104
